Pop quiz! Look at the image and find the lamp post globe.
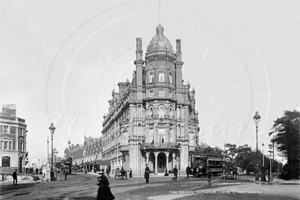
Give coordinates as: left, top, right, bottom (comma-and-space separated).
253, 111, 261, 181
49, 123, 55, 181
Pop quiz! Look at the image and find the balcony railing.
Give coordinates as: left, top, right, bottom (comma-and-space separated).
140, 142, 180, 150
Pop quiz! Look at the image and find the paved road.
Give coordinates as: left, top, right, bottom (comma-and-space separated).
0, 173, 299, 200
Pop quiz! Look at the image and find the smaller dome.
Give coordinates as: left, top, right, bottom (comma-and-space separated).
147, 24, 173, 53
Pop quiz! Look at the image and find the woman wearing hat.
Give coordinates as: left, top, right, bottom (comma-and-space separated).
97, 171, 115, 200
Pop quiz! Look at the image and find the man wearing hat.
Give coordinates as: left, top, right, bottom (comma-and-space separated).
97, 171, 114, 200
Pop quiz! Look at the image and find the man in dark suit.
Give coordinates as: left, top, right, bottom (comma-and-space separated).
145, 164, 150, 183
12, 169, 17, 185
173, 165, 178, 180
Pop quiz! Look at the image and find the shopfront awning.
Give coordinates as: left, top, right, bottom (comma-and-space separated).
94, 160, 111, 165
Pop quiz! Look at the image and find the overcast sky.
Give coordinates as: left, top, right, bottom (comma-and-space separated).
1, 0, 299, 164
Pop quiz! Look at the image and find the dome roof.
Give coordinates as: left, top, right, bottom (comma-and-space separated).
147, 25, 173, 53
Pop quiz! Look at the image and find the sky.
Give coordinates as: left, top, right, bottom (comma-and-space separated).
0, 0, 299, 165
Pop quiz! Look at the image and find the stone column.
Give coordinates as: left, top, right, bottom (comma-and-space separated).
172, 153, 176, 169
154, 152, 159, 175
165, 152, 169, 171
146, 152, 150, 164
154, 123, 158, 144
15, 127, 19, 151
165, 125, 169, 143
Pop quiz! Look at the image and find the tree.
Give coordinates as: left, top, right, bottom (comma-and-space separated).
269, 110, 300, 178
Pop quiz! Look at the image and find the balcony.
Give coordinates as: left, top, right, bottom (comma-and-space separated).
140, 142, 180, 150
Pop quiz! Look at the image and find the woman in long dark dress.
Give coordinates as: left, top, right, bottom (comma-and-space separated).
97, 172, 115, 200
145, 164, 150, 183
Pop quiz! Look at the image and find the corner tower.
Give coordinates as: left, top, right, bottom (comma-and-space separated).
101, 25, 200, 177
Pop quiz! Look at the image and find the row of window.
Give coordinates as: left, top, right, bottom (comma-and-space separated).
0, 140, 25, 151
148, 90, 173, 98
0, 125, 25, 135
148, 71, 173, 84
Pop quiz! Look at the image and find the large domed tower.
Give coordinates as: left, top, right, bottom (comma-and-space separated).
102, 25, 199, 177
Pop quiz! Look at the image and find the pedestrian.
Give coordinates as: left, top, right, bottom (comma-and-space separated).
64, 168, 69, 181
12, 169, 17, 185
106, 166, 110, 178
129, 168, 132, 178
173, 165, 178, 180
233, 166, 238, 180
36, 168, 39, 174
144, 164, 150, 183
207, 169, 212, 187
186, 165, 190, 178
97, 171, 115, 200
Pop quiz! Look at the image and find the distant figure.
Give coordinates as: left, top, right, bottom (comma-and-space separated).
186, 166, 191, 178
261, 166, 266, 181
233, 166, 238, 179
164, 167, 169, 176
97, 171, 115, 200
173, 165, 178, 180
64, 168, 69, 181
36, 168, 39, 174
50, 170, 54, 181
129, 168, 132, 178
12, 169, 17, 185
106, 166, 111, 178
144, 164, 150, 183
207, 169, 212, 187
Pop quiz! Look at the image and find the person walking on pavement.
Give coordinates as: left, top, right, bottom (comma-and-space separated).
186, 165, 191, 178
12, 169, 17, 185
173, 165, 178, 180
97, 171, 115, 200
106, 166, 110, 178
144, 164, 150, 183
64, 168, 69, 181
207, 169, 212, 187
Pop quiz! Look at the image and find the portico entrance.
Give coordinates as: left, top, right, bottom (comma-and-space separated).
157, 153, 166, 173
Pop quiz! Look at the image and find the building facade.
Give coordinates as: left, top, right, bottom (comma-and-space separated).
0, 104, 27, 173
64, 136, 103, 171
102, 25, 200, 175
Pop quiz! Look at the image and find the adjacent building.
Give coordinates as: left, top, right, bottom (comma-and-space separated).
64, 136, 103, 171
0, 104, 27, 173
101, 25, 200, 176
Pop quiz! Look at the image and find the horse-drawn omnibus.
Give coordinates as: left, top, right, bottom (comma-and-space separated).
189, 153, 223, 177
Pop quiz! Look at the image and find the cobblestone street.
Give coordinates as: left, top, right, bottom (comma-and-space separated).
1, 173, 299, 200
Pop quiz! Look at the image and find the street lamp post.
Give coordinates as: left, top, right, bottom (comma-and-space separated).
49, 123, 56, 181
262, 143, 265, 166
268, 143, 273, 182
253, 111, 261, 181
53, 148, 58, 179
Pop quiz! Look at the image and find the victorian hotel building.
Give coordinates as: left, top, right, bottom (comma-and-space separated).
102, 25, 200, 176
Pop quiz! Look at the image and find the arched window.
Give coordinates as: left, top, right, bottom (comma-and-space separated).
159, 106, 165, 118
158, 72, 165, 82
169, 73, 173, 83
149, 71, 154, 83
2, 156, 10, 167
169, 107, 173, 117
149, 106, 154, 118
